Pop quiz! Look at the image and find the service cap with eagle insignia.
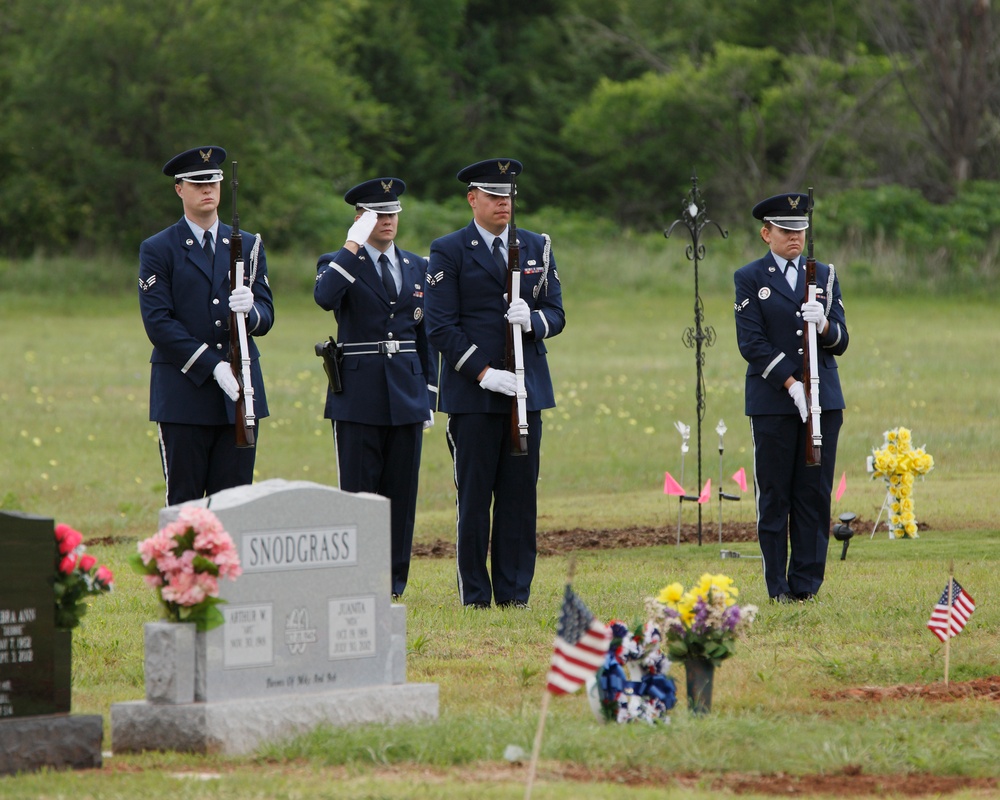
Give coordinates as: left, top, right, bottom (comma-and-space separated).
163, 146, 226, 183
456, 158, 523, 196
752, 192, 809, 231
344, 177, 405, 214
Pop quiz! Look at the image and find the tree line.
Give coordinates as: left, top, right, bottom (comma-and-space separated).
0, 0, 997, 257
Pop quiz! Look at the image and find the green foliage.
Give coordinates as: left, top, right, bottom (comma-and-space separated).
2, 0, 999, 261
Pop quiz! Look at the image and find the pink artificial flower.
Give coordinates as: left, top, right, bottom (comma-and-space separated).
54, 522, 74, 542
79, 554, 97, 572
59, 554, 78, 574
96, 565, 114, 586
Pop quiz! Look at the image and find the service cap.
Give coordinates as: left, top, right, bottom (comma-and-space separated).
456, 158, 522, 196
752, 192, 810, 230
162, 146, 226, 183
344, 177, 405, 213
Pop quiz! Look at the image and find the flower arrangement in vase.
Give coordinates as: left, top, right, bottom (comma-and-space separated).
129, 506, 241, 632
646, 573, 757, 713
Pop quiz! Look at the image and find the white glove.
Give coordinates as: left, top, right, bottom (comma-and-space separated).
506, 297, 531, 329
801, 299, 826, 326
229, 285, 254, 314
479, 367, 517, 396
423, 413, 435, 431
347, 210, 378, 245
787, 380, 808, 423
213, 361, 241, 401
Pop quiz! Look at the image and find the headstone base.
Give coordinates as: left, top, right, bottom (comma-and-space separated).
110, 682, 438, 755
0, 714, 103, 776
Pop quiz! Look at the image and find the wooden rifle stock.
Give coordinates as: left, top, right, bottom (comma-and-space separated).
229, 161, 256, 448
505, 180, 529, 455
803, 187, 821, 466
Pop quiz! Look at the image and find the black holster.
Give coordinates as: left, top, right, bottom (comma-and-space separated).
315, 337, 343, 393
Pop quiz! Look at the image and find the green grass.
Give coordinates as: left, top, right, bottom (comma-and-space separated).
1, 253, 999, 798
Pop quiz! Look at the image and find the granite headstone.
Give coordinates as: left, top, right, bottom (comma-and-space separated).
111, 479, 438, 755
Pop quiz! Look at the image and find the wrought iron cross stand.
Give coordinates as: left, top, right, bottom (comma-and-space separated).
664, 173, 728, 545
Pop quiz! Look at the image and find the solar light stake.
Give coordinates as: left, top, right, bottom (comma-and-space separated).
832, 512, 856, 560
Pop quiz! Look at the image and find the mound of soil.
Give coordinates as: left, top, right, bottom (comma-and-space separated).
412, 520, 862, 558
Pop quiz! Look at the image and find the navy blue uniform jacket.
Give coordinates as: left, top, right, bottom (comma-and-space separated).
425, 222, 564, 413
139, 217, 273, 425
734, 251, 848, 416
314, 245, 435, 425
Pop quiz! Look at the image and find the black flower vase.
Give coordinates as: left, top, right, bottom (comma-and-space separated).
684, 657, 714, 714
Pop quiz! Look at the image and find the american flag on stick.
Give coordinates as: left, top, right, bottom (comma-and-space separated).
545, 585, 611, 695
927, 579, 976, 642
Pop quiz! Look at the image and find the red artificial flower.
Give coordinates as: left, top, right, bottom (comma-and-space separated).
59, 553, 78, 574
80, 553, 97, 572
96, 565, 114, 586
57, 525, 83, 554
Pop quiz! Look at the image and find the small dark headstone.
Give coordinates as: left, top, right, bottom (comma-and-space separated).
0, 511, 66, 717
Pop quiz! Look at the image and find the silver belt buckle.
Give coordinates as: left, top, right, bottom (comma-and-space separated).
382, 340, 400, 354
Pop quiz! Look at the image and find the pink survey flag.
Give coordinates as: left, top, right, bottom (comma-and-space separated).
697, 479, 712, 504
835, 472, 847, 501
731, 467, 748, 493
663, 471, 685, 496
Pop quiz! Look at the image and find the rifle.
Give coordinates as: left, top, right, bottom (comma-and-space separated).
229, 161, 256, 448
803, 187, 821, 466
505, 180, 529, 456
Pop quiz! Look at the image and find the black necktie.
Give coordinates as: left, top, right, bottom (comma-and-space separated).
378, 254, 397, 302
203, 231, 214, 262
492, 236, 506, 281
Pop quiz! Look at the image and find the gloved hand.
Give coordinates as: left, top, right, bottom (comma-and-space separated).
423, 412, 435, 431
479, 367, 517, 396
801, 299, 826, 327
229, 285, 254, 314
346, 210, 378, 245
506, 297, 531, 329
787, 380, 808, 423
213, 361, 241, 401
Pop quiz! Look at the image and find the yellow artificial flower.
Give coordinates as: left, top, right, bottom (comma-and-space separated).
656, 582, 684, 605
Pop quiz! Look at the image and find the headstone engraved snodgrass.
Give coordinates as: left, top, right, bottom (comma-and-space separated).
111, 479, 438, 755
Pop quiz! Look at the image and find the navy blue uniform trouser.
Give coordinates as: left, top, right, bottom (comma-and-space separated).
335, 420, 422, 597
446, 411, 541, 607
157, 422, 257, 506
749, 411, 842, 598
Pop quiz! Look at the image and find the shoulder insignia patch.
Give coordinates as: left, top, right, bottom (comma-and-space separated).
138, 275, 157, 292
426, 270, 445, 286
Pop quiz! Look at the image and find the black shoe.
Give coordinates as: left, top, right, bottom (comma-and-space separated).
497, 600, 531, 610
465, 602, 490, 610
770, 592, 795, 604
391, 593, 402, 603
796, 592, 817, 602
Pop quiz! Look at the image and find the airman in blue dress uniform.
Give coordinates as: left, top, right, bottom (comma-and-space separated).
734, 192, 849, 603
425, 159, 565, 608
138, 146, 273, 506
314, 177, 436, 598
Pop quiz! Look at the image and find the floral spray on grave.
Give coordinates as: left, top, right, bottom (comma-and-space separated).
870, 426, 934, 539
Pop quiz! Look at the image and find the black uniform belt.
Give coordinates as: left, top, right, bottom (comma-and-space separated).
340, 340, 417, 356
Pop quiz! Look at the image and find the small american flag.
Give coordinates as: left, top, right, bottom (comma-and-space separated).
546, 585, 611, 695
927, 580, 976, 642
